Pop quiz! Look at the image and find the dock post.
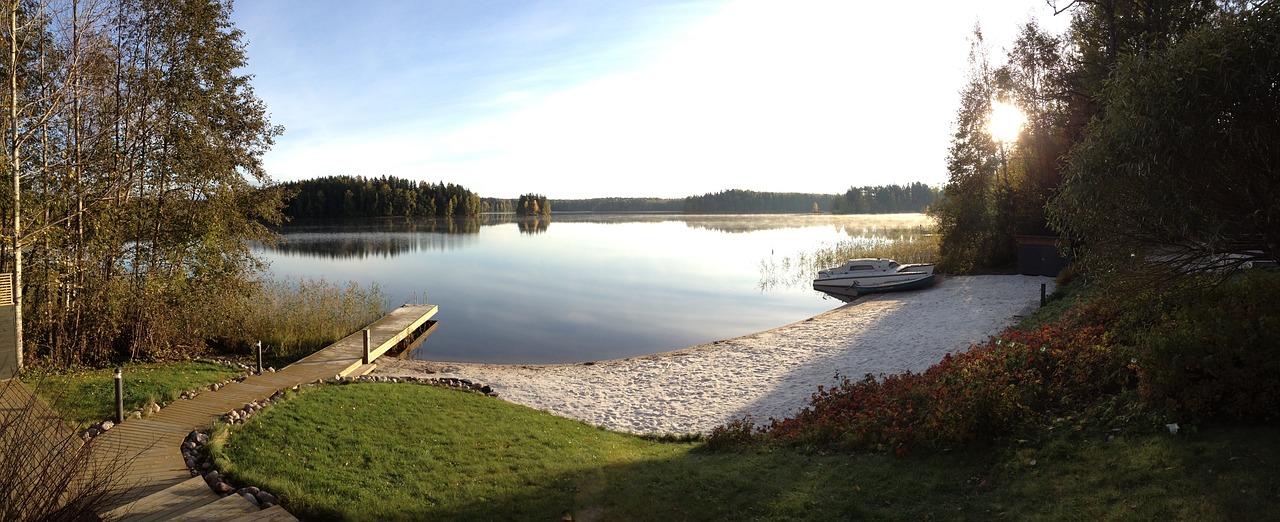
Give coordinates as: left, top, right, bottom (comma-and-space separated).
114, 367, 124, 424
363, 329, 371, 365
257, 340, 264, 375
1040, 283, 1047, 308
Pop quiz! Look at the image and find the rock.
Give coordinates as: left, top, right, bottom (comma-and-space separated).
99, 420, 115, 431
204, 471, 221, 485
238, 486, 260, 496
480, 385, 493, 394
256, 491, 277, 506
195, 432, 209, 445
151, 403, 162, 414
185, 458, 196, 469
214, 481, 234, 495
242, 493, 260, 506
86, 427, 101, 438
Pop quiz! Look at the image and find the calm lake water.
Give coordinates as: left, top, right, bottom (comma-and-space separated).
256, 213, 930, 364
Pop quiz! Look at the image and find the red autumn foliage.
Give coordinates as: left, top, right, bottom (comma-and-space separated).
709, 323, 1136, 453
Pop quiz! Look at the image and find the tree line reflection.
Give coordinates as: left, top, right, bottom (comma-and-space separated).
262, 213, 931, 259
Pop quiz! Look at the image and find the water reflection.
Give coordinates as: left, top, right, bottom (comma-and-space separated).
544, 212, 930, 235
267, 217, 482, 258
517, 215, 550, 234
255, 213, 934, 363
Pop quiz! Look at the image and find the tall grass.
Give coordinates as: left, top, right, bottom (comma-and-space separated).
758, 228, 939, 290
225, 278, 388, 364
0, 380, 127, 521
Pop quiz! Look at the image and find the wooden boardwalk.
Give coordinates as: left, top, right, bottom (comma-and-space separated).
89, 304, 438, 521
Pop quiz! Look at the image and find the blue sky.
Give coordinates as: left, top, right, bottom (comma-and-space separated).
231, 1, 1069, 199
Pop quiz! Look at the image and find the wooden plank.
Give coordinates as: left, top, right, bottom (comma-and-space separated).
168, 492, 258, 521
226, 505, 300, 522
103, 476, 218, 522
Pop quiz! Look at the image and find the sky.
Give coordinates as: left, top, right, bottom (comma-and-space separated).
230, 1, 1071, 199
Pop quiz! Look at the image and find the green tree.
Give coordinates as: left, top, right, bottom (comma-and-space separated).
1049, 4, 1280, 283
3, 0, 287, 365
930, 26, 1008, 272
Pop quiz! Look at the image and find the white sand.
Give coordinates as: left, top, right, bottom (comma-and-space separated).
376, 275, 1055, 435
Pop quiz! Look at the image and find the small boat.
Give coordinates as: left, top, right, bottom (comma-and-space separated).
812, 258, 936, 296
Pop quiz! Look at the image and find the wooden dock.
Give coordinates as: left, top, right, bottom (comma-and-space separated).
87, 304, 438, 521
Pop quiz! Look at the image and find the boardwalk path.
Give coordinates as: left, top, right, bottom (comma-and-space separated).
88, 304, 437, 521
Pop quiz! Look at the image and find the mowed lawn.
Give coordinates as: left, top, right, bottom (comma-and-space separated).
212, 382, 1279, 521
29, 361, 246, 427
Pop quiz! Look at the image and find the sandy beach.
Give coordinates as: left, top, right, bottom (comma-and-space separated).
375, 275, 1055, 435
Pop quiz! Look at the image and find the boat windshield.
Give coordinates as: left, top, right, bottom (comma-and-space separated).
889, 261, 900, 271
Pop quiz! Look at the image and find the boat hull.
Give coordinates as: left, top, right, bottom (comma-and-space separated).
812, 273, 937, 296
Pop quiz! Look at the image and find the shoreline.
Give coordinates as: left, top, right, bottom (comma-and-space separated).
375, 275, 1055, 434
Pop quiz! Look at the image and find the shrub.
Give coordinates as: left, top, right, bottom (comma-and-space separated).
716, 323, 1135, 454
0, 379, 126, 520
1123, 270, 1280, 422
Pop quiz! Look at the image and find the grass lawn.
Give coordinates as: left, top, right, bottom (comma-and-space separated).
213, 382, 1280, 521
26, 361, 247, 427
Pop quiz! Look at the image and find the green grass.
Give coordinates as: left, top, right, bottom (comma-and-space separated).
26, 361, 246, 427
212, 382, 1280, 521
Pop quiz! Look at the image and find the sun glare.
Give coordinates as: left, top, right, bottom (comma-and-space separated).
987, 100, 1025, 144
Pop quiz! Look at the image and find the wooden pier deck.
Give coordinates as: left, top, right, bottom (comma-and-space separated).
88, 304, 438, 521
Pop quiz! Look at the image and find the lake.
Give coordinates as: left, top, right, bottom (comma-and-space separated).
256, 213, 930, 364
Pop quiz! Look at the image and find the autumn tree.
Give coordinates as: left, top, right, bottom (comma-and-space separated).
2, 0, 287, 366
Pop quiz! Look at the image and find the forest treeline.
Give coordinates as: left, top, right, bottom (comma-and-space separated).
933, 1, 1278, 279
550, 198, 683, 213
278, 185, 940, 217
683, 187, 937, 214
830, 182, 941, 214
516, 194, 551, 215
280, 176, 483, 219
1, 0, 286, 367
681, 190, 834, 213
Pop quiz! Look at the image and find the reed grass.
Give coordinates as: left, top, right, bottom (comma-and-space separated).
0, 380, 129, 521
759, 227, 939, 291
236, 278, 389, 364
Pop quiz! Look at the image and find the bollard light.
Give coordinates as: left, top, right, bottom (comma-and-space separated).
114, 367, 124, 424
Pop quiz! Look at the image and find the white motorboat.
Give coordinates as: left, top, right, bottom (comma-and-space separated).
812, 258, 936, 296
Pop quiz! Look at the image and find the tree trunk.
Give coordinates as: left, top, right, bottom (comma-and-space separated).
8, 1, 24, 371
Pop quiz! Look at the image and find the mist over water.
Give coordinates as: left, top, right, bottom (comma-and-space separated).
257, 213, 931, 364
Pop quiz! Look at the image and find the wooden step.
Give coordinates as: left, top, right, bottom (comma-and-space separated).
168, 492, 258, 521
103, 476, 219, 521
225, 504, 300, 522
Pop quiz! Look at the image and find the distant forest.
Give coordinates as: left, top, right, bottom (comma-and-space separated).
280, 178, 939, 218
681, 186, 937, 214
682, 189, 837, 213
829, 182, 941, 214
551, 197, 684, 212
517, 194, 552, 215
282, 176, 484, 219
